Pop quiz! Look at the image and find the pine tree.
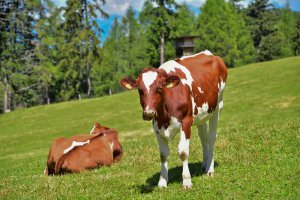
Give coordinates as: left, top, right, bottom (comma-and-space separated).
0, 0, 37, 111
277, 1, 296, 57
58, 0, 107, 100
232, 5, 255, 66
246, 0, 279, 61
195, 0, 239, 67
140, 0, 178, 66
174, 3, 196, 37
122, 7, 149, 77
34, 0, 62, 104
292, 16, 300, 56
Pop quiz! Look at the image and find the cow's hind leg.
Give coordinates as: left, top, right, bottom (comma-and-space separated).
156, 134, 170, 187
197, 123, 208, 171
206, 111, 219, 176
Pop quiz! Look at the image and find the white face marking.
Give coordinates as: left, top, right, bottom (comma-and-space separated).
198, 87, 204, 94
142, 71, 158, 93
64, 140, 90, 154
180, 50, 213, 60
89, 125, 96, 134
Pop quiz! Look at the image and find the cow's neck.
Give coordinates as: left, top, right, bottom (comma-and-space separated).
155, 96, 173, 129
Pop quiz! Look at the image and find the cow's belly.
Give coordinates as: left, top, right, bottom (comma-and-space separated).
193, 111, 213, 125
153, 117, 181, 141
193, 102, 217, 126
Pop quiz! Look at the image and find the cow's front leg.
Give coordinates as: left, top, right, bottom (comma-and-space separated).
156, 134, 170, 188
179, 121, 192, 189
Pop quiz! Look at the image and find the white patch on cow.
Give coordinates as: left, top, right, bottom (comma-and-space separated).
180, 50, 213, 60
109, 142, 114, 151
160, 60, 196, 114
194, 102, 212, 125
178, 131, 189, 157
63, 140, 90, 154
160, 61, 193, 91
219, 78, 226, 92
156, 116, 181, 141
219, 101, 223, 110
198, 87, 204, 94
89, 125, 96, 134
142, 71, 158, 93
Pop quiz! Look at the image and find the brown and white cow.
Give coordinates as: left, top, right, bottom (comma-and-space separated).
45, 123, 123, 175
120, 51, 227, 189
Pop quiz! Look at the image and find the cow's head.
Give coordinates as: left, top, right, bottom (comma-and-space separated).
120, 68, 181, 121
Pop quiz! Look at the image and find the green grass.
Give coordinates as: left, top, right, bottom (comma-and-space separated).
0, 57, 299, 199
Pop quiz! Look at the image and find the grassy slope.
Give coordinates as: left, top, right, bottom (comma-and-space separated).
0, 57, 299, 199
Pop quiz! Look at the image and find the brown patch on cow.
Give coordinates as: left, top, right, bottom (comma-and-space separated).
180, 152, 187, 161
160, 154, 167, 163
194, 105, 198, 115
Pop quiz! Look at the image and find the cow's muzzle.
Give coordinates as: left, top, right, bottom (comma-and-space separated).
143, 110, 156, 121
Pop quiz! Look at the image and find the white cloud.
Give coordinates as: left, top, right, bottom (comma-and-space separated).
102, 0, 146, 15
175, 0, 206, 7
272, 0, 287, 6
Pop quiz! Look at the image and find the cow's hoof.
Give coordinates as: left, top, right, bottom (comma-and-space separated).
158, 179, 167, 188
207, 172, 214, 177
183, 178, 192, 189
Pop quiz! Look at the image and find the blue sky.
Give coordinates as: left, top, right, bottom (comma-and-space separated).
52, 0, 300, 43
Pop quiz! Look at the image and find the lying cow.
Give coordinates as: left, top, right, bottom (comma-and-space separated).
120, 50, 227, 189
45, 123, 123, 175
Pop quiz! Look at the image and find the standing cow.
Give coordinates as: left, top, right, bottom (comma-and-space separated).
120, 51, 227, 189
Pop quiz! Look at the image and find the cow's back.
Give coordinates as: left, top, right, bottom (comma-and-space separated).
56, 136, 113, 173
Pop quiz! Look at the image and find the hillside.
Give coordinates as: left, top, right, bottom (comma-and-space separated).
0, 57, 299, 199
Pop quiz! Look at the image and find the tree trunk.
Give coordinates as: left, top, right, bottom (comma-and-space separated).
86, 61, 91, 98
160, 31, 165, 65
3, 76, 8, 113
3, 75, 11, 113
84, 0, 92, 98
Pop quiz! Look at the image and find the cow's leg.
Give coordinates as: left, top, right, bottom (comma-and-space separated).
206, 111, 218, 176
179, 121, 192, 189
156, 134, 170, 187
197, 123, 208, 170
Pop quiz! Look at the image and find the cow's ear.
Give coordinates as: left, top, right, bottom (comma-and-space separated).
95, 122, 101, 128
164, 75, 181, 89
119, 77, 137, 90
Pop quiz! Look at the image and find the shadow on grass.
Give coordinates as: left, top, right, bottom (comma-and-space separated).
139, 161, 219, 193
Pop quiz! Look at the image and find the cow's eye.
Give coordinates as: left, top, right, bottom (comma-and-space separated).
156, 87, 162, 93
138, 89, 144, 95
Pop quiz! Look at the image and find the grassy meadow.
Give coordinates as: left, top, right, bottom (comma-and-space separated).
0, 57, 299, 199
